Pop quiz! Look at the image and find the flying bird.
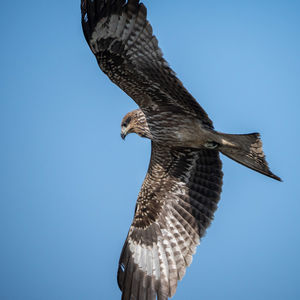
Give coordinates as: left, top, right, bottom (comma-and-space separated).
81, 1, 281, 299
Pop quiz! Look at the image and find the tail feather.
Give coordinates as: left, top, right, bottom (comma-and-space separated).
217, 132, 282, 181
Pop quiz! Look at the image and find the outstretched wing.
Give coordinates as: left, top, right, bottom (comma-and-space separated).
81, 0, 213, 127
118, 143, 223, 300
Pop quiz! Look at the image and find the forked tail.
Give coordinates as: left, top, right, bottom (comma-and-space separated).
216, 132, 281, 181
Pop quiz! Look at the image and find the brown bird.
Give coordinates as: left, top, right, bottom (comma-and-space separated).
81, 1, 281, 299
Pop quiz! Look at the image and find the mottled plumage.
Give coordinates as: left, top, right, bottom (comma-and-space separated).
117, 144, 222, 299
81, 1, 281, 299
81, 0, 212, 127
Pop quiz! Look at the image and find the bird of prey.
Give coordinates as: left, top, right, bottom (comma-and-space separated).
81, 1, 281, 299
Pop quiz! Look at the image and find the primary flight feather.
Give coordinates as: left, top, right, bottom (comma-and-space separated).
81, 1, 281, 299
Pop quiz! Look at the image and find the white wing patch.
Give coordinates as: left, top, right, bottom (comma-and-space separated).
128, 239, 160, 280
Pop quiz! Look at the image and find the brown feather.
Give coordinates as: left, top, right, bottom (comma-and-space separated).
117, 143, 223, 299
81, 2, 281, 300
81, 0, 213, 127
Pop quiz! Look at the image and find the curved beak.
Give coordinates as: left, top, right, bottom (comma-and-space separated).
120, 132, 126, 140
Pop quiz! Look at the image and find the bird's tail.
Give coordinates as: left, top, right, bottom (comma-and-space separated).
215, 132, 281, 181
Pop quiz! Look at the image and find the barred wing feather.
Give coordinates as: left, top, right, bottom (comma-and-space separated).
81, 0, 213, 126
117, 143, 223, 300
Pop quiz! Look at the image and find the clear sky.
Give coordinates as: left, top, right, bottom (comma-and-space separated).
0, 1, 299, 299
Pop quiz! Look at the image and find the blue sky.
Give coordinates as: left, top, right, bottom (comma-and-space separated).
0, 1, 299, 299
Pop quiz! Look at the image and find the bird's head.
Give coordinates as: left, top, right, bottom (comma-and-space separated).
120, 109, 151, 140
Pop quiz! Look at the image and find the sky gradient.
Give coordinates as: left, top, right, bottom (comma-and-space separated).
0, 1, 299, 299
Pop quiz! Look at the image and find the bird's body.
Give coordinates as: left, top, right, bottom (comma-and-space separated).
81, 1, 281, 299
122, 109, 213, 148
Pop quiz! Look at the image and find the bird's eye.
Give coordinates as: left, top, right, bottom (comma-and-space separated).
122, 116, 131, 127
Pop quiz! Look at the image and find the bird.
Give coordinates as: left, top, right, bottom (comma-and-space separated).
80, 1, 281, 299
